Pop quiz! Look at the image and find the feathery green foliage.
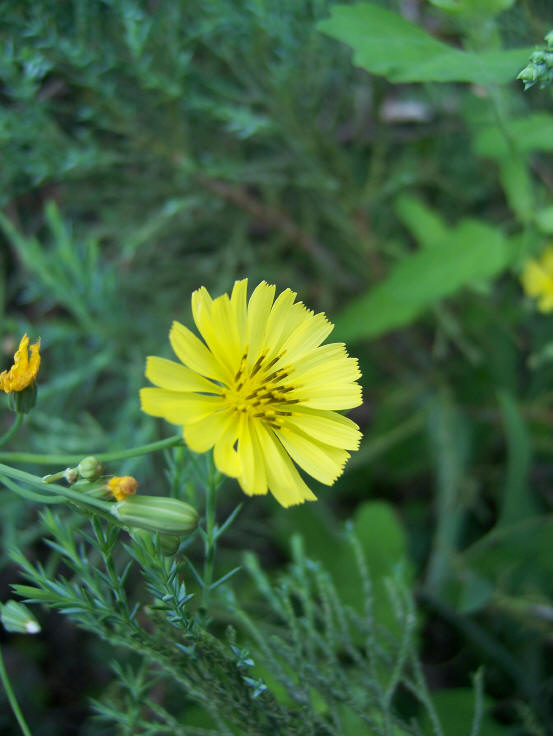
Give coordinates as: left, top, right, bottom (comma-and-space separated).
2, 0, 553, 734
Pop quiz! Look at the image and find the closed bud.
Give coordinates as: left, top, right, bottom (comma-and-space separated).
1, 601, 40, 634
111, 495, 199, 536
72, 478, 112, 499
517, 65, 538, 83
78, 456, 104, 481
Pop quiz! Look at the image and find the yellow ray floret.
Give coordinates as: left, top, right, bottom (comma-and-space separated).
521, 246, 553, 313
140, 279, 363, 507
0, 334, 41, 393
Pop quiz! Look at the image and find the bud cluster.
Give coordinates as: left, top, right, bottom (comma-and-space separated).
518, 32, 553, 90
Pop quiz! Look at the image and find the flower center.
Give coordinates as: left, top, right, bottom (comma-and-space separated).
221, 351, 299, 428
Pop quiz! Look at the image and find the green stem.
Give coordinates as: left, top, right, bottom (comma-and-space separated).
201, 465, 220, 623
0, 434, 183, 466
0, 463, 113, 514
424, 392, 464, 593
0, 414, 23, 449
0, 644, 32, 736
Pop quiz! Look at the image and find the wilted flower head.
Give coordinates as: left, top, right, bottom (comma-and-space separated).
108, 476, 139, 501
521, 246, 553, 313
0, 334, 41, 393
140, 279, 362, 507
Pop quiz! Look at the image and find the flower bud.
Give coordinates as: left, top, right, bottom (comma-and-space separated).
78, 456, 104, 481
111, 496, 199, 536
517, 65, 538, 84
1, 335, 41, 414
72, 478, 112, 499
1, 601, 40, 634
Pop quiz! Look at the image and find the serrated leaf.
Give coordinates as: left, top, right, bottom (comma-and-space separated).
318, 3, 531, 84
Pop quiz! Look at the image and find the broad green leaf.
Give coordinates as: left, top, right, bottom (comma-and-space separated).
474, 112, 553, 159
395, 195, 448, 248
420, 688, 509, 736
334, 220, 512, 342
318, 4, 531, 84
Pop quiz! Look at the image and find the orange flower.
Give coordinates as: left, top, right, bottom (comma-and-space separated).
0, 334, 41, 393
108, 476, 139, 501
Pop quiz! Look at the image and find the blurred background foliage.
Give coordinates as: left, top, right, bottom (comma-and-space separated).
2, 0, 553, 733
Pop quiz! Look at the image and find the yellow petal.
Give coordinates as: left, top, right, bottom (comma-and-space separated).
210, 294, 244, 368
279, 312, 334, 365
300, 384, 363, 410
275, 425, 349, 485
294, 353, 361, 386
237, 417, 267, 496
191, 286, 214, 337
0, 334, 41, 393
264, 288, 300, 354
183, 409, 231, 453
286, 407, 361, 450
538, 292, 553, 313
146, 356, 221, 393
247, 281, 275, 363
191, 291, 241, 376
231, 279, 248, 344
256, 424, 317, 507
521, 261, 549, 297
214, 413, 241, 477
170, 321, 227, 383
140, 388, 222, 425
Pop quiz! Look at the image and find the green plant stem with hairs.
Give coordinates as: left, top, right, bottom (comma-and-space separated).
201, 463, 223, 624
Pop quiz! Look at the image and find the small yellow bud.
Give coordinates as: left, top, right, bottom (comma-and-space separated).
111, 495, 199, 536
78, 456, 104, 481
108, 476, 139, 501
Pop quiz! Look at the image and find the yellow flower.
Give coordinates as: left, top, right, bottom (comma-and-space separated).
0, 334, 41, 393
108, 476, 139, 501
140, 279, 362, 507
521, 246, 553, 313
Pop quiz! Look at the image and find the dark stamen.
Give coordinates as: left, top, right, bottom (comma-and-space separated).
250, 354, 265, 377
262, 355, 280, 372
